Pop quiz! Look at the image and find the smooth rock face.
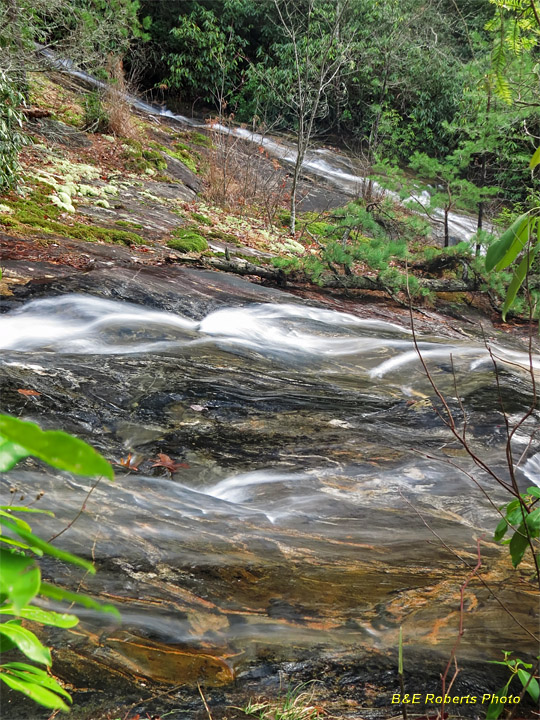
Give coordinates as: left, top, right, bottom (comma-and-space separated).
0, 266, 538, 718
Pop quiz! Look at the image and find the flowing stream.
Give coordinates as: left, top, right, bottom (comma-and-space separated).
1, 291, 538, 691
41, 49, 484, 243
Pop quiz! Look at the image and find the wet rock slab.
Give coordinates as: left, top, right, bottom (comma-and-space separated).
0, 264, 538, 720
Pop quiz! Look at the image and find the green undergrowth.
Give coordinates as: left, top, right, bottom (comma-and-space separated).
191, 211, 212, 225
149, 141, 200, 174
271, 200, 532, 309
167, 226, 208, 252
177, 130, 213, 148
0, 188, 145, 245
122, 138, 167, 174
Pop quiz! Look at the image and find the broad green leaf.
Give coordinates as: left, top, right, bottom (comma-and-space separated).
505, 504, 528, 526
0, 437, 29, 472
528, 486, 540, 499
517, 668, 540, 703
1, 662, 71, 700
0, 672, 70, 711
0, 622, 51, 665
0, 548, 41, 611
0, 415, 114, 480
39, 582, 120, 619
485, 213, 530, 271
486, 683, 512, 720
525, 508, 540, 535
509, 524, 529, 567
0, 605, 78, 628
530, 146, 540, 171
502, 248, 537, 320
0, 628, 19, 653
0, 518, 95, 574
494, 517, 508, 541
495, 216, 536, 271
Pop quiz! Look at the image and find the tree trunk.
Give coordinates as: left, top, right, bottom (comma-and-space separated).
476, 199, 484, 257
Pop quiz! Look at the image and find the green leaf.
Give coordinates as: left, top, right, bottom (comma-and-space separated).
0, 437, 29, 472
506, 504, 528, 527
502, 247, 537, 320
0, 518, 95, 574
494, 517, 508, 541
39, 582, 120, 619
525, 508, 540, 535
486, 683, 512, 720
1, 662, 72, 701
485, 213, 530, 271
0, 622, 51, 665
0, 548, 41, 611
1, 507, 55, 517
0, 535, 37, 552
530, 146, 540, 171
0, 509, 31, 533
527, 486, 540, 499
509, 524, 530, 567
0, 415, 114, 480
0, 605, 78, 628
517, 668, 540, 703
495, 216, 536, 271
0, 671, 70, 711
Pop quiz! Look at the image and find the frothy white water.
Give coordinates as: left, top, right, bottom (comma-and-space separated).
1, 296, 538, 383
205, 469, 311, 504
521, 453, 540, 487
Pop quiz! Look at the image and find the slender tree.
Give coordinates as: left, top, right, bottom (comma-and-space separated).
270, 0, 353, 234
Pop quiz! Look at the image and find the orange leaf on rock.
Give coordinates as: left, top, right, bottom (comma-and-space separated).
151, 453, 189, 474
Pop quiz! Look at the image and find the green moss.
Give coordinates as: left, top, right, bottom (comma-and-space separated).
142, 149, 167, 170
277, 209, 291, 226
191, 211, 212, 226
0, 217, 20, 229
167, 227, 208, 252
5, 191, 144, 245
115, 219, 144, 229
123, 140, 168, 173
187, 131, 213, 148
157, 142, 199, 174
207, 228, 241, 245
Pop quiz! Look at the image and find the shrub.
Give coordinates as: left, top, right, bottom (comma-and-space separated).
0, 71, 26, 191
83, 90, 110, 133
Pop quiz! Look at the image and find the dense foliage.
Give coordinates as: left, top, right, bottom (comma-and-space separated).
132, 0, 538, 204
0, 70, 25, 190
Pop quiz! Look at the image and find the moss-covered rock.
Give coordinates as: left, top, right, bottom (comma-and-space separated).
167, 228, 208, 252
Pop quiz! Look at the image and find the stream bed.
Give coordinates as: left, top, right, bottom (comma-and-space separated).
0, 267, 538, 719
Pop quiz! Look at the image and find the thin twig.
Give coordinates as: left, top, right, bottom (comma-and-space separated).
198, 683, 214, 720
47, 476, 102, 543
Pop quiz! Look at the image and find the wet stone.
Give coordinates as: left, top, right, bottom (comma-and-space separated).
0, 269, 538, 719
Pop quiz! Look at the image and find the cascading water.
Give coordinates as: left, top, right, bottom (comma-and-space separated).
40, 49, 485, 243
0, 294, 538, 686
